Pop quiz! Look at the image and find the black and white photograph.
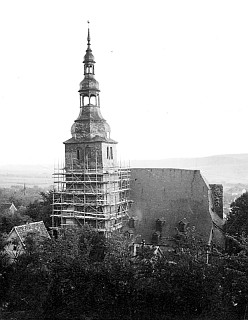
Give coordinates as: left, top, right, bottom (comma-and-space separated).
1, 1, 248, 319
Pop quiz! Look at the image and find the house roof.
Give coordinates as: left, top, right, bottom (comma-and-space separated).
9, 221, 50, 245
0, 203, 17, 212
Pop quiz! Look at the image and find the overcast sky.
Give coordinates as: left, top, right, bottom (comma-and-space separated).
0, 0, 248, 165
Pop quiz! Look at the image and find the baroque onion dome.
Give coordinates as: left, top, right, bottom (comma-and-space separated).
69, 26, 113, 142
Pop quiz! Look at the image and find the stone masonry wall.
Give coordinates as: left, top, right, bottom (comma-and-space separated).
65, 142, 103, 170
129, 168, 213, 244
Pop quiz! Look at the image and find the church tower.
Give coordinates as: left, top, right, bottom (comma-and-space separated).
65, 27, 117, 170
52, 26, 131, 235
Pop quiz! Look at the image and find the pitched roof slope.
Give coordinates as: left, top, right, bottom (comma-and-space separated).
0, 203, 17, 212
10, 221, 50, 244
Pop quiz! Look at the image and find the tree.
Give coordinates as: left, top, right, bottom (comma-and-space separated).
0, 210, 29, 234
25, 191, 53, 228
5, 224, 248, 320
226, 192, 248, 237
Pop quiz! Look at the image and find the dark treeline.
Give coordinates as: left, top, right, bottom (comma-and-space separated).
1, 225, 248, 320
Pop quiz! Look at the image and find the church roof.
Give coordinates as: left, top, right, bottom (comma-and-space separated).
129, 168, 225, 247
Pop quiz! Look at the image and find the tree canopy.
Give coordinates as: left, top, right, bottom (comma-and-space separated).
226, 192, 248, 236
0, 190, 53, 235
1, 226, 248, 320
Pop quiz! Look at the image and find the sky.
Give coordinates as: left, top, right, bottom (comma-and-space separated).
0, 0, 248, 165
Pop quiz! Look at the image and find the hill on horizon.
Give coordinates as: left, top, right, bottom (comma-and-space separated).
0, 153, 247, 187
130, 153, 248, 185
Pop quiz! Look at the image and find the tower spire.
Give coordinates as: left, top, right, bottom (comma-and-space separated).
71, 24, 112, 142
83, 21, 95, 73
87, 21, 91, 48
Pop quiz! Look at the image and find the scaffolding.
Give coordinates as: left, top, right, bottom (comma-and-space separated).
51, 161, 132, 236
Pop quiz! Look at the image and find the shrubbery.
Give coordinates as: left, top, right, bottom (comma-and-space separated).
1, 226, 248, 320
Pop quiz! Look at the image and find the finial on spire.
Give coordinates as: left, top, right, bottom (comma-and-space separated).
83, 20, 95, 65
87, 21, 91, 47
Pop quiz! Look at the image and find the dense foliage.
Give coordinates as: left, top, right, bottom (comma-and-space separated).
0, 186, 45, 208
0, 188, 52, 234
24, 191, 53, 228
1, 226, 248, 320
226, 192, 248, 236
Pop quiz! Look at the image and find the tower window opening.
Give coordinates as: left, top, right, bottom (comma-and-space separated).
84, 96, 90, 105
91, 95, 97, 105
107, 146, 109, 159
87, 66, 92, 73
110, 147, 113, 159
76, 149, 80, 160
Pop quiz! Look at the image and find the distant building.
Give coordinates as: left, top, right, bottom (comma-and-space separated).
0, 203, 17, 215
5, 221, 50, 260
126, 168, 224, 248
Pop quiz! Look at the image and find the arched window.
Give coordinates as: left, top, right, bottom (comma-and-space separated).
84, 96, 90, 105
107, 146, 109, 159
110, 147, 113, 160
76, 149, 80, 160
91, 95, 97, 105
86, 66, 92, 74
